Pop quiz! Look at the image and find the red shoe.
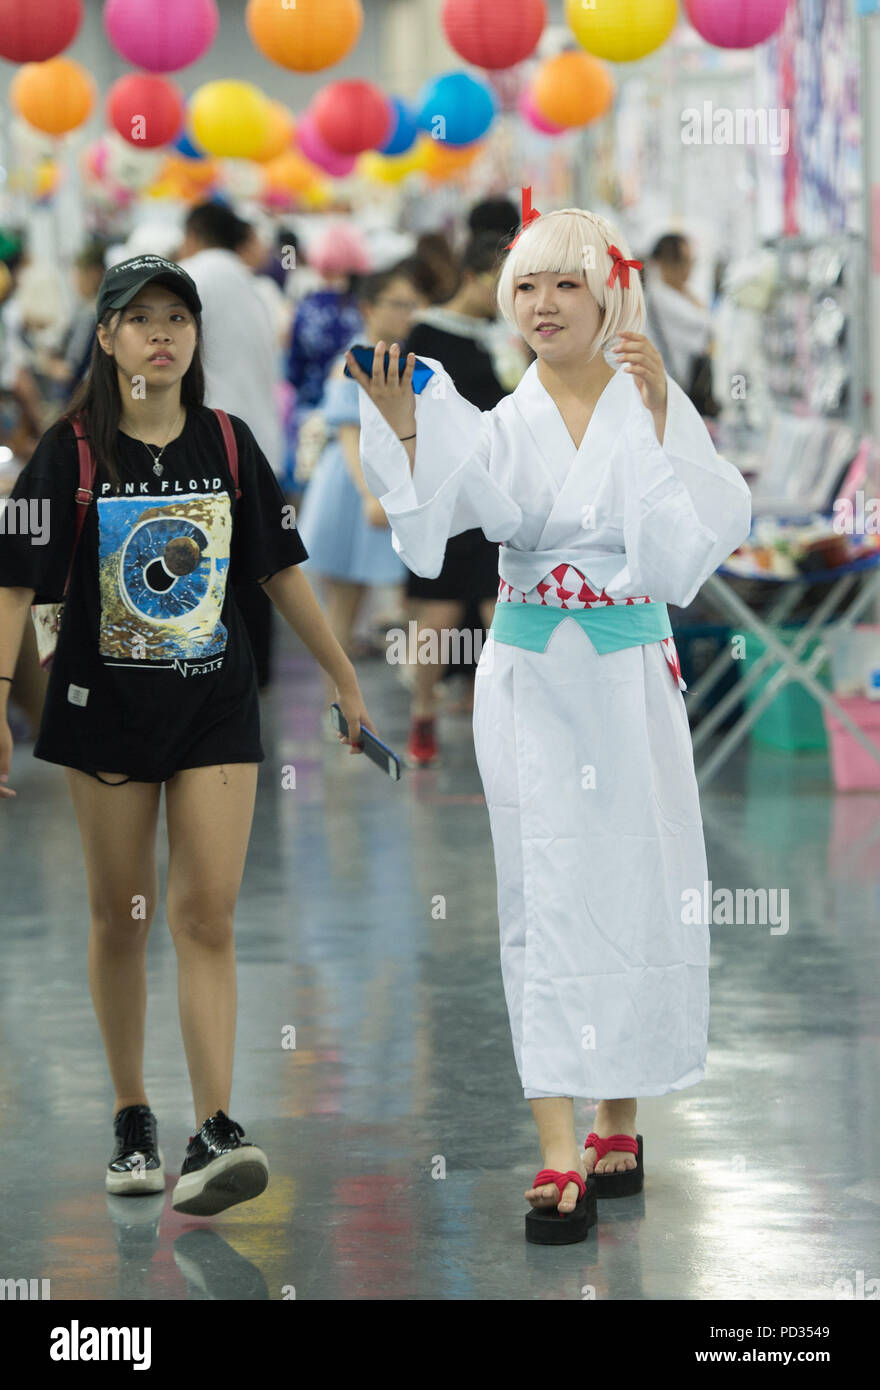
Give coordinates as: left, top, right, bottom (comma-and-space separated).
405, 716, 439, 767
524, 1167, 597, 1245
584, 1132, 644, 1198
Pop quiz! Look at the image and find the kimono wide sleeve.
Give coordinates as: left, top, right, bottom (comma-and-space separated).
603, 376, 752, 609
356, 355, 522, 578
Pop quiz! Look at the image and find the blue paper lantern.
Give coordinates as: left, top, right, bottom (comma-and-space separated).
175, 130, 205, 159
415, 72, 497, 147
379, 96, 418, 156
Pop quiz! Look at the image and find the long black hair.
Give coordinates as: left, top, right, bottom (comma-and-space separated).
54, 300, 206, 493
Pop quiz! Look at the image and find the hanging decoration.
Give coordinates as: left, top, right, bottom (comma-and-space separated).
564, 0, 677, 63
518, 87, 565, 135
103, 0, 218, 71
415, 71, 498, 147
296, 112, 358, 176
106, 73, 185, 148
245, 0, 362, 73
252, 101, 295, 163
188, 79, 272, 159
684, 0, 790, 50
311, 80, 393, 156
378, 96, 419, 157
531, 51, 615, 128
10, 56, 96, 135
0, 0, 83, 62
442, 0, 546, 70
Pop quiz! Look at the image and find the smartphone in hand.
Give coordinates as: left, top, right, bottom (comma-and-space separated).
344, 344, 435, 395
330, 703, 403, 781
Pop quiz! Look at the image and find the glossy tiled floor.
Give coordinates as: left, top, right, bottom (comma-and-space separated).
2, 627, 879, 1300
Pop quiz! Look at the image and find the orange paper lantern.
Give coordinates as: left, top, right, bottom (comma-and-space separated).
10, 55, 95, 135
261, 148, 320, 195
531, 51, 615, 128
252, 101, 295, 163
245, 0, 362, 73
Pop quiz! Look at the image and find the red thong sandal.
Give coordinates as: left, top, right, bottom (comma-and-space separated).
584, 1132, 644, 1198
524, 1167, 597, 1245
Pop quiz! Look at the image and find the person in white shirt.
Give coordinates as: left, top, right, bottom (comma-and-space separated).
642, 234, 715, 403
176, 203, 284, 481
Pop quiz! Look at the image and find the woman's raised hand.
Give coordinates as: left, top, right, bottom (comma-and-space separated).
344, 341, 417, 441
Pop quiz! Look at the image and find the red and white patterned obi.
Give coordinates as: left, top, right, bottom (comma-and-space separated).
496, 562, 687, 692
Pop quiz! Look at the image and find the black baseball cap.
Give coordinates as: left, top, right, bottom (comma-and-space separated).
96, 254, 202, 322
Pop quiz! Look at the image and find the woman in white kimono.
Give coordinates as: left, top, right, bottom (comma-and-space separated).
345, 196, 752, 1244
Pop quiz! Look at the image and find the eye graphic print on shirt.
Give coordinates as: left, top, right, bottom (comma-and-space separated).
97, 492, 231, 666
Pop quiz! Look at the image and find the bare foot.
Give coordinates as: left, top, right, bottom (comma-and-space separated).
584, 1099, 638, 1176
524, 1150, 587, 1214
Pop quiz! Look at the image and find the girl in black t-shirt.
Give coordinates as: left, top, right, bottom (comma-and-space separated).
0, 255, 378, 1216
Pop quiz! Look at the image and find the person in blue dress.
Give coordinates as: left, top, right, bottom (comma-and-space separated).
295, 264, 424, 708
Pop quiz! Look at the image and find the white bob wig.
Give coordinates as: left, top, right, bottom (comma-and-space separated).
496, 207, 645, 361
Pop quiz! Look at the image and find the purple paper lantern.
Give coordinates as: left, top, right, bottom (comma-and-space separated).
685, 0, 790, 50
297, 112, 357, 177
103, 0, 219, 73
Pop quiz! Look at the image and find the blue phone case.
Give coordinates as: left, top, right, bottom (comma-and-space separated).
344, 344, 435, 395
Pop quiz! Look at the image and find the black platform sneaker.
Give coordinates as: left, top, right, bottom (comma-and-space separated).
106, 1104, 165, 1195
171, 1110, 269, 1216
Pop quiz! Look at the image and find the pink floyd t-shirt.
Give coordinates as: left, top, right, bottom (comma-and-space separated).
0, 406, 308, 781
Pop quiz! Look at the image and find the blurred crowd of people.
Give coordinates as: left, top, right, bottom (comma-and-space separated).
0, 199, 717, 766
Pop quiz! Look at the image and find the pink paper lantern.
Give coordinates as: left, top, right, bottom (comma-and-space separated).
297, 112, 357, 176
685, 0, 790, 49
518, 87, 564, 135
103, 0, 219, 72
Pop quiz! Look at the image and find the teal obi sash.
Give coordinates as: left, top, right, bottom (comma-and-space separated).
490, 601, 672, 654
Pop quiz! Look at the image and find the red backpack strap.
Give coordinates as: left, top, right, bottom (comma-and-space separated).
212, 408, 241, 499
63, 413, 96, 598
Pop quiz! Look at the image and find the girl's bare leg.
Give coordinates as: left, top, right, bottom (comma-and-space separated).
410, 599, 464, 717
164, 763, 258, 1131
64, 769, 163, 1114
320, 577, 366, 705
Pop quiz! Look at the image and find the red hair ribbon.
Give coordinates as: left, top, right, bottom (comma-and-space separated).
504, 186, 542, 250
606, 245, 643, 289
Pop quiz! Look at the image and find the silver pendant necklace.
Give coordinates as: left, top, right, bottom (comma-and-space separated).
126, 406, 184, 476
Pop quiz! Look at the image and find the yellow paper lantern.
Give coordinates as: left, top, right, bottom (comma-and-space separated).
253, 101, 295, 163
301, 181, 332, 208
531, 52, 615, 128
565, 0, 677, 62
246, 0, 363, 73
358, 147, 423, 184
189, 80, 272, 159
10, 56, 95, 135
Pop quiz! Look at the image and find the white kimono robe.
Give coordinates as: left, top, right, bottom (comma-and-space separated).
358, 358, 752, 1099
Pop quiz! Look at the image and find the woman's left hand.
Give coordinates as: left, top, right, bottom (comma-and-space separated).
335, 684, 379, 756
613, 332, 668, 414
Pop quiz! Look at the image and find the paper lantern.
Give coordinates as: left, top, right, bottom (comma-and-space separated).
311, 81, 393, 156
189, 80, 272, 159
442, 0, 546, 70
252, 101, 295, 163
175, 131, 205, 159
518, 86, 564, 135
0, 0, 83, 62
297, 113, 357, 176
419, 134, 484, 176
103, 0, 218, 72
261, 149, 321, 196
416, 72, 497, 147
358, 147, 423, 184
565, 0, 677, 62
107, 74, 184, 148
245, 0, 363, 72
685, 0, 790, 49
10, 56, 95, 135
531, 52, 615, 128
379, 96, 418, 156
